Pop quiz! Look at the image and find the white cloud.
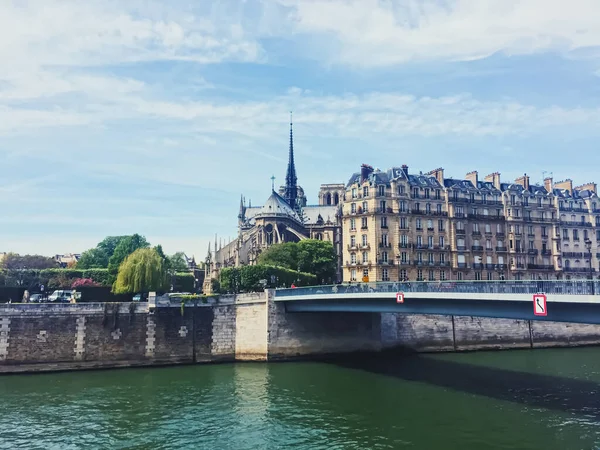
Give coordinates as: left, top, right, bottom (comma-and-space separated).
275, 0, 600, 67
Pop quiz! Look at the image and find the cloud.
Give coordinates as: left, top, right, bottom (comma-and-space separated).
274, 0, 600, 67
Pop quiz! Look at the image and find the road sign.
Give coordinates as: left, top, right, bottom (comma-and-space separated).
396, 292, 404, 304
533, 293, 547, 316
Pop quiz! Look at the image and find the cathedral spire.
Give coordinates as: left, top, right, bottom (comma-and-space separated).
284, 111, 298, 210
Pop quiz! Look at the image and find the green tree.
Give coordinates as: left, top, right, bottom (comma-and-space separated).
257, 242, 298, 270
0, 253, 59, 270
107, 234, 150, 281
257, 239, 336, 284
168, 252, 189, 272
77, 236, 129, 269
113, 248, 168, 294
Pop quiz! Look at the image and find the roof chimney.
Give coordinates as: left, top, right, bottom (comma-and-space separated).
401, 164, 409, 175
484, 172, 501, 190
515, 173, 530, 191
426, 167, 444, 185
544, 177, 553, 193
465, 171, 478, 187
360, 164, 374, 183
575, 182, 597, 194
555, 179, 573, 194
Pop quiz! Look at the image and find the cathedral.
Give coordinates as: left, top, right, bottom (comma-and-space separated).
204, 118, 345, 292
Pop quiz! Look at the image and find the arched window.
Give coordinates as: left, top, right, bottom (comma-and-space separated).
326, 193, 332, 205
334, 193, 339, 205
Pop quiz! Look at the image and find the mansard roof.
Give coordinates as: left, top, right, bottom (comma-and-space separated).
303, 205, 339, 225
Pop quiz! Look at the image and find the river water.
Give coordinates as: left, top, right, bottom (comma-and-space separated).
1, 348, 600, 449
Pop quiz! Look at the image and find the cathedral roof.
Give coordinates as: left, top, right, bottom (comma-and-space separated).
257, 190, 302, 222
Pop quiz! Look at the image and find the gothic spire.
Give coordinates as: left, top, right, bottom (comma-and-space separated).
284, 112, 298, 210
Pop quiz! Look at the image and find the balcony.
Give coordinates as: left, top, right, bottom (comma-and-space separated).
398, 243, 410, 249
413, 260, 424, 266
347, 244, 358, 251
496, 232, 505, 238
511, 263, 525, 270
485, 263, 495, 270
456, 263, 468, 268
564, 267, 596, 273
472, 231, 482, 237
473, 263, 483, 269
541, 249, 552, 256
456, 229, 466, 235
472, 245, 484, 251
560, 206, 588, 213
376, 207, 395, 214
378, 242, 392, 249
496, 246, 508, 252
377, 260, 392, 265
563, 252, 584, 258
561, 221, 593, 227
527, 249, 539, 255
456, 245, 467, 251
411, 209, 425, 215
528, 264, 554, 270
359, 244, 370, 250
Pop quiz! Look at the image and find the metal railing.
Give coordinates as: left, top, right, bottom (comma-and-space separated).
275, 280, 600, 298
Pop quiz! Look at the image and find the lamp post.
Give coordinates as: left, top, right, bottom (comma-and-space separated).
585, 238, 594, 295
396, 254, 401, 281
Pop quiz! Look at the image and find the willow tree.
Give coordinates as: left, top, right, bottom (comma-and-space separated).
113, 248, 168, 294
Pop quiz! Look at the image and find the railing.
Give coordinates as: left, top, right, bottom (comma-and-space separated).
275, 280, 600, 297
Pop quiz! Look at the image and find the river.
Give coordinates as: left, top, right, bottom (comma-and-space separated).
1, 347, 600, 449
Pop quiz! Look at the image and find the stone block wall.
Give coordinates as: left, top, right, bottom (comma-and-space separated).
235, 300, 268, 361
531, 321, 600, 348
210, 304, 236, 361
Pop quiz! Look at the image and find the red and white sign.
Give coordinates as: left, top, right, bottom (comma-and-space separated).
396, 292, 405, 304
533, 293, 547, 316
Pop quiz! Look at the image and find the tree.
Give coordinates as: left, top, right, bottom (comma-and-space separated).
107, 234, 150, 280
257, 239, 336, 284
0, 253, 59, 270
168, 252, 189, 272
71, 278, 101, 288
77, 236, 129, 269
113, 248, 168, 294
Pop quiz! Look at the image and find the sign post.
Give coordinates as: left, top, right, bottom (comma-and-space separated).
533, 293, 547, 316
396, 292, 404, 304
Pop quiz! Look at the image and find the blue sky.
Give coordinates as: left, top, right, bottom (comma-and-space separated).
2, 0, 600, 259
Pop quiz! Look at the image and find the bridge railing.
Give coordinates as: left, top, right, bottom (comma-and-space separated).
274, 280, 600, 298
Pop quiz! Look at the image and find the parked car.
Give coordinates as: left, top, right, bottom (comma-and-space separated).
48, 290, 73, 303
29, 294, 43, 303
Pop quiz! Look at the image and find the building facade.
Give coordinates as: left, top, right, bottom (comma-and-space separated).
342, 164, 599, 283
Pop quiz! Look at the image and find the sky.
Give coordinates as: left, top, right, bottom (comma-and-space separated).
2, 0, 600, 260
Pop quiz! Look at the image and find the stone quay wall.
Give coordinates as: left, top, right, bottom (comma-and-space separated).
2, 292, 600, 374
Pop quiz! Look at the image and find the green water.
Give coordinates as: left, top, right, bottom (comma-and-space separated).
1, 348, 600, 449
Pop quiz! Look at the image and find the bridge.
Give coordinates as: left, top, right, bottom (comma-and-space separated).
274, 280, 600, 325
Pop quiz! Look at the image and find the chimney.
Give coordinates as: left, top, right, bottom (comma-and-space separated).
575, 182, 597, 194
401, 164, 409, 176
514, 173, 530, 190
465, 171, 478, 187
544, 177, 553, 193
555, 179, 573, 194
484, 172, 501, 190
426, 167, 445, 185
360, 164, 374, 183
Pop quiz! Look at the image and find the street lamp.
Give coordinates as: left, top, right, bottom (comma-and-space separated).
396, 254, 401, 281
585, 238, 594, 295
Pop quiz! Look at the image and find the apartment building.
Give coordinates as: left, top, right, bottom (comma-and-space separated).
341, 164, 599, 283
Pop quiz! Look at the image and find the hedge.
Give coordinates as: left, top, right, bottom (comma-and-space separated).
219, 264, 316, 293
0, 268, 197, 292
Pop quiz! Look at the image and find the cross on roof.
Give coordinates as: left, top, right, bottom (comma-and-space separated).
271, 175, 276, 192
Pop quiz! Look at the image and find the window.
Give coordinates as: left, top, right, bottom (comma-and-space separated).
563, 229, 569, 239
414, 202, 421, 212
400, 269, 407, 280
416, 218, 422, 230
378, 185, 385, 196
381, 216, 387, 228
350, 269, 357, 281
400, 217, 408, 229
487, 272, 493, 280
574, 229, 579, 241
487, 255, 492, 264
351, 203, 356, 213
428, 253, 434, 263
417, 235, 423, 247
457, 238, 465, 248
401, 252, 407, 263
382, 234, 389, 246
361, 217, 368, 229
351, 253, 357, 264
399, 185, 405, 194
363, 186, 369, 197
457, 221, 464, 231
528, 225, 534, 235
382, 252, 388, 263
428, 236, 434, 248
457, 272, 463, 281
428, 270, 435, 281
529, 240, 534, 249
497, 224, 503, 233
400, 201, 407, 212
382, 268, 389, 281
427, 219, 433, 230
350, 236, 356, 247
473, 223, 480, 233
485, 224, 491, 233
438, 220, 445, 232
436, 204, 443, 214
439, 236, 445, 247
380, 200, 387, 211
362, 235, 368, 246
362, 201, 368, 212
475, 272, 482, 281
584, 229, 589, 240
417, 252, 423, 263
435, 190, 441, 199
498, 256, 504, 265
440, 271, 446, 281
426, 203, 432, 213
425, 188, 430, 199
363, 269, 369, 278
413, 188, 419, 198
362, 251, 368, 263
401, 235, 408, 245
417, 269, 423, 281
352, 188, 357, 199
440, 253, 446, 263
350, 218, 356, 230
486, 239, 492, 250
